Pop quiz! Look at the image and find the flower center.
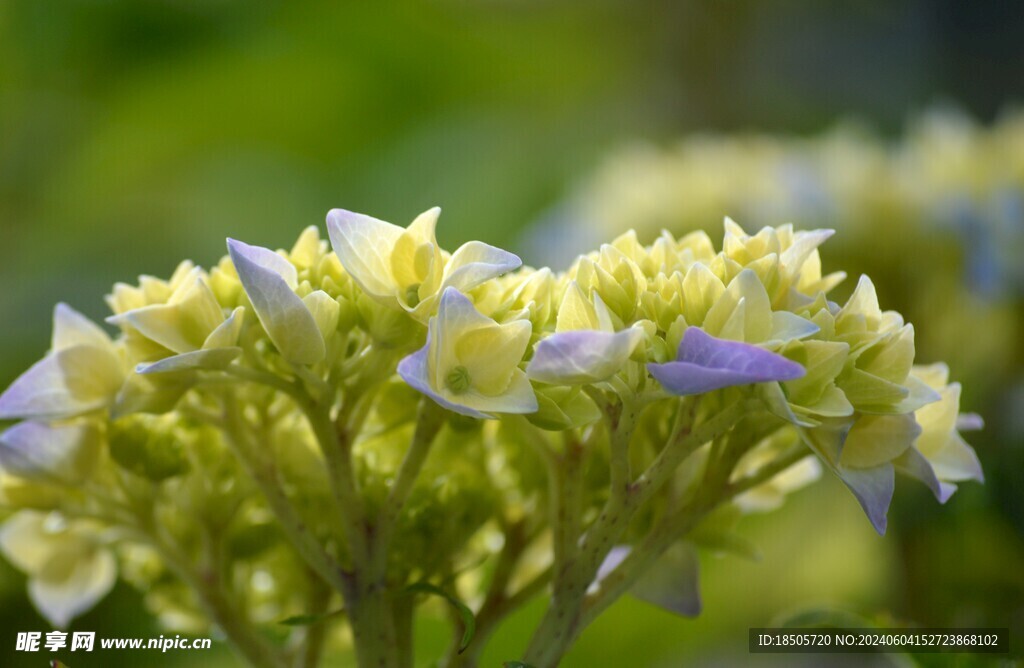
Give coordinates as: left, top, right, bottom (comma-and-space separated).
445, 366, 471, 394
405, 283, 422, 307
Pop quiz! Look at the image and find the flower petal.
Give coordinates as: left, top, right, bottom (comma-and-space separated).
29, 549, 117, 629
202, 306, 244, 350
51, 304, 111, 352
441, 241, 522, 294
0, 347, 122, 420
302, 291, 341, 339
228, 239, 325, 365
630, 541, 701, 617
647, 327, 805, 396
0, 421, 101, 483
836, 463, 894, 535
893, 445, 953, 503
224, 239, 297, 288
527, 328, 642, 385
135, 348, 242, 375
398, 343, 489, 419
838, 413, 920, 469
768, 311, 820, 343
326, 209, 403, 299
454, 320, 533, 394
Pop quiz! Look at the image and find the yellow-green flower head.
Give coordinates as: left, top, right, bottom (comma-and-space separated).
105, 260, 198, 316
700, 268, 820, 346
398, 288, 537, 418
107, 266, 244, 373
721, 218, 845, 306
327, 207, 522, 323
471, 266, 560, 332
0, 511, 116, 628
0, 304, 124, 421
830, 276, 940, 414
568, 244, 646, 323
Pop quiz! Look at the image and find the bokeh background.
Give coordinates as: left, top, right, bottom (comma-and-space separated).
1, 0, 1022, 666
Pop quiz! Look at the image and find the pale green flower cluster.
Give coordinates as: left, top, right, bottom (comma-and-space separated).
0, 209, 981, 668
534, 110, 1024, 399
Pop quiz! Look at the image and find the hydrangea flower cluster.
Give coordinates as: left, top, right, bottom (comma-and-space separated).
0, 209, 982, 668
531, 111, 1024, 409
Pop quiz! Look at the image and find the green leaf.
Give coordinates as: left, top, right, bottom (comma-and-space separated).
503, 662, 538, 668
278, 608, 345, 626
403, 582, 476, 654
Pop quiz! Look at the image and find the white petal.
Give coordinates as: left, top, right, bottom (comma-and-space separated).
224, 238, 297, 288
30, 549, 117, 629
768, 311, 820, 344
441, 241, 522, 293
51, 304, 112, 352
326, 209, 403, 299
228, 239, 325, 365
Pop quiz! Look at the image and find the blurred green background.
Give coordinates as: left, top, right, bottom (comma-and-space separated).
1, 0, 1022, 666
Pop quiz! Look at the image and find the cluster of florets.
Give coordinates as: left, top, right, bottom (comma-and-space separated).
0, 208, 981, 658
536, 111, 1024, 404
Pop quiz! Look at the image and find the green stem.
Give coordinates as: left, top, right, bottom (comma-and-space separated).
522, 398, 748, 667
223, 395, 349, 593
521, 401, 636, 667
303, 397, 371, 569
393, 595, 416, 668
445, 520, 527, 668
374, 399, 446, 570
346, 582, 401, 668
136, 507, 287, 668
628, 398, 748, 509
582, 442, 812, 629
295, 573, 333, 668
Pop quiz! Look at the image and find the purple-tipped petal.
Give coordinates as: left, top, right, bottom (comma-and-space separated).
0, 421, 101, 482
631, 542, 702, 617
956, 413, 984, 432
592, 542, 701, 617
527, 328, 642, 385
228, 239, 324, 365
0, 347, 121, 421
225, 238, 298, 288
397, 343, 490, 419
648, 327, 805, 396
893, 445, 954, 504
837, 463, 894, 535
